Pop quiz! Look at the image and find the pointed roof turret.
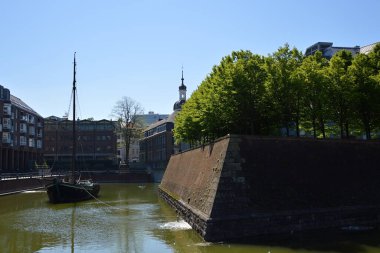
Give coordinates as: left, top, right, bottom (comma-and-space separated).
179, 67, 187, 90
173, 67, 187, 111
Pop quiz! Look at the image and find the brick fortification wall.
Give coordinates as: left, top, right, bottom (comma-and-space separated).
159, 135, 380, 242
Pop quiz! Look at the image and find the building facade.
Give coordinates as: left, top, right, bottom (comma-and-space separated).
44, 116, 117, 170
139, 113, 177, 170
0, 85, 44, 172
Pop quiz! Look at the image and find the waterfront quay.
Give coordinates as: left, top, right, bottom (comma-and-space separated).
0, 170, 153, 196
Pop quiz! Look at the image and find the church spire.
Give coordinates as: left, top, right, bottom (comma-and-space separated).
173, 67, 187, 111
181, 66, 184, 86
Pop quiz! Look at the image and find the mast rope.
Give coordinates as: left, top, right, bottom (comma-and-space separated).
66, 90, 74, 118
80, 186, 126, 211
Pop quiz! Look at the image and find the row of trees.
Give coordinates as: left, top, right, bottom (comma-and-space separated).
174, 43, 380, 145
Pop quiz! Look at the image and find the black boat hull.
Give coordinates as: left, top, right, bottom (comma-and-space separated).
45, 179, 100, 203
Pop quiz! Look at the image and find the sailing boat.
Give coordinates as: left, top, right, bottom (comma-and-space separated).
45, 53, 100, 203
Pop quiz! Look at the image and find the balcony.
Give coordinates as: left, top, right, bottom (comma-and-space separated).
20, 115, 28, 122
2, 133, 11, 144
20, 124, 27, 133
29, 128, 36, 136
28, 115, 35, 124
20, 137, 27, 146
2, 122, 11, 130
29, 139, 35, 148
3, 104, 11, 116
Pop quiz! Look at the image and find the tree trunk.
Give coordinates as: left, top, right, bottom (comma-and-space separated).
295, 117, 300, 137
345, 121, 349, 138
319, 117, 326, 139
312, 116, 317, 138
339, 114, 344, 139
365, 123, 371, 140
363, 113, 371, 140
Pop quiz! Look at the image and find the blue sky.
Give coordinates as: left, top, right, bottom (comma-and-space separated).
1, 0, 379, 120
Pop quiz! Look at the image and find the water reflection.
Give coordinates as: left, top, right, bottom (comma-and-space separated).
1, 184, 380, 252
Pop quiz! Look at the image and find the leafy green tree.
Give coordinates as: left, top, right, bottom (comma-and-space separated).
265, 44, 304, 136
326, 50, 354, 138
293, 51, 329, 138
174, 50, 268, 143
175, 43, 380, 143
349, 44, 380, 139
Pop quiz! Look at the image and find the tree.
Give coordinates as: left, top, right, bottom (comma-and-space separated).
174, 50, 268, 143
349, 46, 380, 139
266, 44, 304, 136
327, 50, 354, 138
292, 51, 329, 138
111, 96, 144, 166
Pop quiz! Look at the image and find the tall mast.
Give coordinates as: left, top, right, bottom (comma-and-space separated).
72, 52, 77, 178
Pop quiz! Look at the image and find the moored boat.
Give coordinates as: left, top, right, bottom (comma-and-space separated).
46, 178, 100, 203
45, 53, 100, 203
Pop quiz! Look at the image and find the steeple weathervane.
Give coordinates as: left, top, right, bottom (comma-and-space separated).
181, 66, 184, 86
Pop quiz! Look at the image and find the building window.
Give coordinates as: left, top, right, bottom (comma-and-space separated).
2, 132, 11, 143
3, 118, 11, 129
20, 136, 27, 146
3, 103, 11, 115
29, 138, 35, 147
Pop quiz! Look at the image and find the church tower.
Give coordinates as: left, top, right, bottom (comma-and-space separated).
173, 68, 187, 111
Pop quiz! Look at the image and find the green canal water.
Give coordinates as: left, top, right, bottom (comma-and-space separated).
1, 184, 380, 253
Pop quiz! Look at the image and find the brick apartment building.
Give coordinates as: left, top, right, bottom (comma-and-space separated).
43, 116, 118, 171
0, 85, 44, 172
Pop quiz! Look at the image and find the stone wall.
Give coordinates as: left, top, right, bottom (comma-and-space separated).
0, 172, 153, 196
0, 178, 45, 195
159, 135, 380, 241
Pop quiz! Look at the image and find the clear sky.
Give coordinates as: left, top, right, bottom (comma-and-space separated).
1, 0, 379, 120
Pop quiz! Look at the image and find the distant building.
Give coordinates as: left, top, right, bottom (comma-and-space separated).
0, 85, 44, 172
139, 70, 189, 178
138, 111, 169, 127
305, 41, 379, 59
360, 42, 380, 54
116, 111, 169, 164
305, 42, 360, 59
43, 116, 117, 171
139, 112, 177, 170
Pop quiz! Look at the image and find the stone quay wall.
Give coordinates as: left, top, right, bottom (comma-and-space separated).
0, 178, 45, 195
0, 172, 153, 196
159, 135, 380, 242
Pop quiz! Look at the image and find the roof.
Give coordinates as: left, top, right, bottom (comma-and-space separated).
10, 95, 41, 117
173, 99, 185, 111
360, 42, 380, 54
